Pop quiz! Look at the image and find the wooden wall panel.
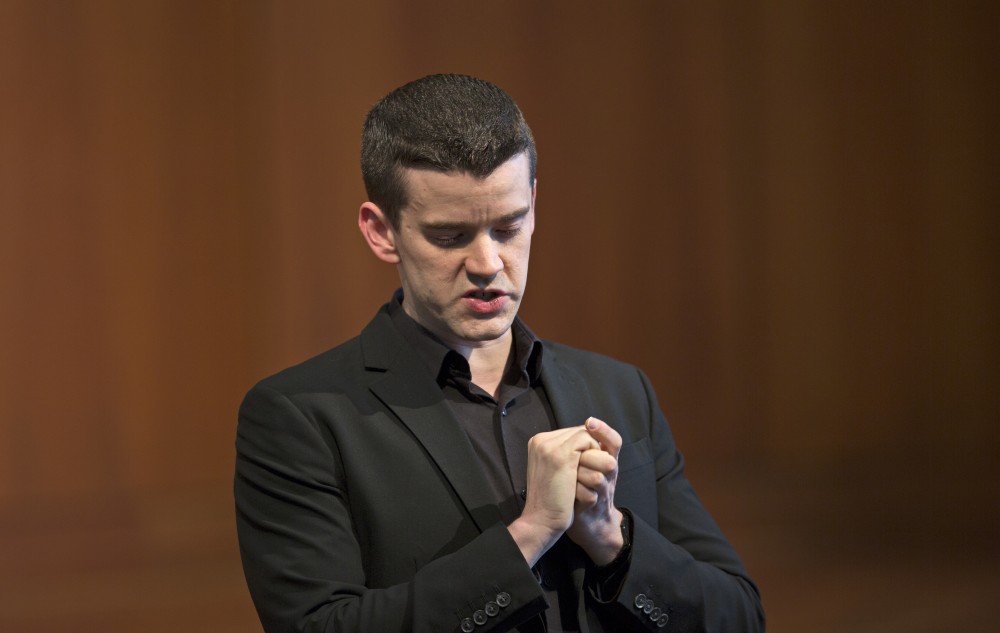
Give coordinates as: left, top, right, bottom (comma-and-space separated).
1, 1, 997, 631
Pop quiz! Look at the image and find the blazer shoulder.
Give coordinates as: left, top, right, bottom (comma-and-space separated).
242, 302, 400, 401
248, 335, 365, 399
542, 339, 643, 380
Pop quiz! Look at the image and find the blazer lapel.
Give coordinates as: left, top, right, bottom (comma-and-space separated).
361, 307, 504, 533
539, 344, 596, 431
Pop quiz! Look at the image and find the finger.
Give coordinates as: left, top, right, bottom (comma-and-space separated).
558, 426, 601, 454
528, 427, 599, 460
584, 417, 622, 457
578, 448, 617, 475
576, 465, 607, 491
575, 481, 598, 506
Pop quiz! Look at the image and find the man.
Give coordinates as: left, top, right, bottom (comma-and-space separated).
235, 74, 764, 633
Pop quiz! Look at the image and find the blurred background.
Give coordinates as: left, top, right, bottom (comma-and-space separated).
1, 1, 997, 631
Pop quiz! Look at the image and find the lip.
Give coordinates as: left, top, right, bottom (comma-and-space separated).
462, 289, 510, 315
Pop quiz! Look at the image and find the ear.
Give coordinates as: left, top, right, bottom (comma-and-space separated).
358, 201, 401, 264
528, 178, 538, 235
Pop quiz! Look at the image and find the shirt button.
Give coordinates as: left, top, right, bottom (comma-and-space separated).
520, 488, 527, 500
473, 610, 487, 625
496, 591, 511, 607
501, 407, 507, 416
634, 593, 647, 609
485, 601, 499, 617
460, 617, 475, 632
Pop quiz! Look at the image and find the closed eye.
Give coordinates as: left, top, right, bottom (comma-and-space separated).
427, 232, 469, 248
494, 225, 522, 240
421, 209, 529, 247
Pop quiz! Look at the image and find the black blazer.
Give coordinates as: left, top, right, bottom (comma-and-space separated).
235, 302, 764, 633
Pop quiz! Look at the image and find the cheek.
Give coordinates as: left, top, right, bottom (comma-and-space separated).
415, 253, 464, 288
506, 241, 531, 272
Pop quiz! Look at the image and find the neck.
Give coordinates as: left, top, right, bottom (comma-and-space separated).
457, 335, 513, 399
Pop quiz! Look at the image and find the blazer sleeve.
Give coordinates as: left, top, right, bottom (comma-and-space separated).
234, 384, 546, 633
586, 369, 765, 633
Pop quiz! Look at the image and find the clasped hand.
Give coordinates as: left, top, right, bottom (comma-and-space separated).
516, 417, 624, 566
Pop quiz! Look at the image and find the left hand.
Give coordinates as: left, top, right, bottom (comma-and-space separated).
566, 417, 625, 565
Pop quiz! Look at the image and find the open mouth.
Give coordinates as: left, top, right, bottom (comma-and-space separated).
468, 290, 500, 301
463, 290, 508, 314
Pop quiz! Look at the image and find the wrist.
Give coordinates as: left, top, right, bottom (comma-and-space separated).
587, 508, 627, 566
508, 516, 562, 568
596, 508, 632, 568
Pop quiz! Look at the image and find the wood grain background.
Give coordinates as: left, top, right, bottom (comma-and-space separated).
1, 2, 997, 631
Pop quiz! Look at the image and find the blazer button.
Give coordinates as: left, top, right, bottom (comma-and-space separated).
496, 591, 511, 607
634, 593, 647, 609
656, 613, 670, 628
460, 617, 475, 633
485, 601, 499, 617
650, 607, 662, 620
473, 610, 487, 625
643, 600, 655, 615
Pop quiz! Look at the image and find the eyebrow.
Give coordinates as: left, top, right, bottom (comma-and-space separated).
419, 207, 531, 232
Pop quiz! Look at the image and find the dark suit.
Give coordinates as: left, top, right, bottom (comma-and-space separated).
235, 301, 764, 633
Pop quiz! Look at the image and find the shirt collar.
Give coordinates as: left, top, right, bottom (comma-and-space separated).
387, 289, 544, 387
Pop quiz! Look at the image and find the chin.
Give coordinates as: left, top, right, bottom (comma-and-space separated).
459, 320, 514, 344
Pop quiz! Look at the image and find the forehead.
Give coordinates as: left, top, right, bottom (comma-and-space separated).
399, 154, 533, 225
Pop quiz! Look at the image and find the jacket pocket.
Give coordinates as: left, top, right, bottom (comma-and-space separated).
613, 438, 657, 525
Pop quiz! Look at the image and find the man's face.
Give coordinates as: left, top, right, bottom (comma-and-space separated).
389, 153, 535, 351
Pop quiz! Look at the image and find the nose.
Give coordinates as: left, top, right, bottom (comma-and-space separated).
464, 235, 504, 280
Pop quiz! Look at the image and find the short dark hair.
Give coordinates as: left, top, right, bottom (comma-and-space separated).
361, 74, 537, 228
